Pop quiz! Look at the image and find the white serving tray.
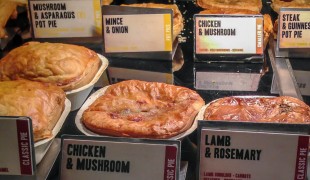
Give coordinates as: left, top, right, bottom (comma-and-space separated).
66, 54, 109, 111
75, 86, 199, 140
35, 98, 71, 165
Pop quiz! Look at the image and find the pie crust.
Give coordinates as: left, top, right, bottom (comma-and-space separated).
0, 80, 66, 142
121, 3, 184, 40
0, 42, 101, 91
197, 0, 262, 14
0, 1, 17, 38
82, 80, 205, 139
271, 0, 310, 13
204, 96, 310, 124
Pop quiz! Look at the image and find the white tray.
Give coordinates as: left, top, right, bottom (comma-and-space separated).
35, 98, 71, 164
66, 54, 109, 111
75, 86, 199, 140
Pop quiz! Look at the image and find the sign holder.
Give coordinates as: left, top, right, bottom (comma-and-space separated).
193, 14, 264, 63
28, 0, 102, 44
0, 116, 36, 179
197, 121, 310, 180
102, 5, 175, 60
60, 135, 181, 180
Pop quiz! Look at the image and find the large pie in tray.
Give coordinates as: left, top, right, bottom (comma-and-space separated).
271, 0, 310, 13
204, 96, 310, 124
82, 80, 205, 139
0, 42, 101, 91
197, 0, 262, 14
199, 9, 273, 50
121, 3, 183, 40
0, 80, 66, 142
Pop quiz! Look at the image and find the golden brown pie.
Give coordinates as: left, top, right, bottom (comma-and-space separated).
121, 3, 183, 40
82, 80, 205, 139
102, 0, 113, 5
199, 9, 273, 50
0, 42, 101, 91
271, 0, 310, 13
0, 0, 17, 38
0, 80, 66, 142
197, 0, 262, 14
204, 96, 310, 124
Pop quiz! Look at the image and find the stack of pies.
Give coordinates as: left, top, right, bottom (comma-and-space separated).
199, 9, 273, 50
0, 42, 101, 91
204, 96, 310, 124
82, 80, 205, 139
0, 80, 66, 142
121, 3, 184, 40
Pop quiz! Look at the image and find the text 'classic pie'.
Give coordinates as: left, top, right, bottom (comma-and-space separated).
82, 80, 205, 139
204, 96, 310, 124
0, 80, 66, 142
0, 42, 101, 91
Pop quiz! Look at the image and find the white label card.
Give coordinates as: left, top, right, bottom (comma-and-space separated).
29, 0, 102, 38
195, 15, 263, 55
103, 14, 172, 53
278, 9, 310, 49
61, 138, 179, 180
0, 117, 34, 176
199, 129, 309, 180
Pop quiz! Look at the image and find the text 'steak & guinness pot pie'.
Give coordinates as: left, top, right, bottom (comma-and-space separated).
82, 80, 205, 139
203, 96, 310, 124
0, 41, 101, 91
121, 3, 184, 40
0, 80, 66, 142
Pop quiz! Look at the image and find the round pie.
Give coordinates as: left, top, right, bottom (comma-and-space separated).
82, 80, 205, 139
204, 96, 310, 124
0, 41, 101, 91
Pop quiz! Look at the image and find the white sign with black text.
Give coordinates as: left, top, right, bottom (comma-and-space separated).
199, 129, 309, 180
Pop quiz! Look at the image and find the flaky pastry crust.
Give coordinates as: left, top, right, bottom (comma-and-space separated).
82, 80, 205, 139
0, 42, 101, 91
197, 0, 262, 14
204, 96, 310, 124
0, 0, 17, 38
199, 9, 273, 50
0, 80, 66, 142
271, 0, 310, 13
121, 3, 183, 40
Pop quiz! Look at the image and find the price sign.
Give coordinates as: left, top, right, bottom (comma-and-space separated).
29, 0, 102, 38
60, 135, 180, 180
278, 8, 310, 49
197, 121, 309, 180
194, 15, 263, 55
0, 116, 35, 176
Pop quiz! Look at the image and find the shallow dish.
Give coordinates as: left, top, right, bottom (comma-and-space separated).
75, 86, 198, 140
35, 98, 71, 164
66, 54, 109, 111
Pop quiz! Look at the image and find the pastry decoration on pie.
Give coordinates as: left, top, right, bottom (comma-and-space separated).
121, 3, 184, 40
196, 0, 262, 14
199, 9, 273, 50
0, 80, 66, 142
0, 42, 101, 91
82, 80, 205, 139
204, 96, 310, 124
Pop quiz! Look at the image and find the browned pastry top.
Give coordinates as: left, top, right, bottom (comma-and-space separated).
82, 80, 205, 139
0, 80, 66, 142
204, 96, 310, 124
0, 42, 101, 91
197, 0, 262, 14
121, 3, 184, 40
271, 0, 310, 13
